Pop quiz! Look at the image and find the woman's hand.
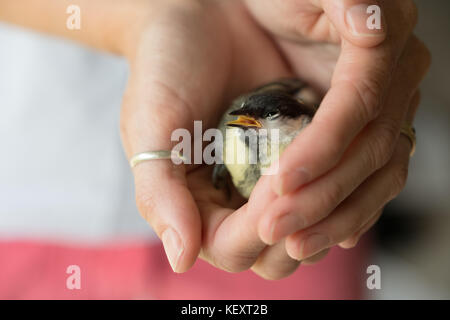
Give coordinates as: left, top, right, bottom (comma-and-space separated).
1, 0, 430, 280
120, 0, 431, 279
245, 0, 431, 264
120, 0, 296, 275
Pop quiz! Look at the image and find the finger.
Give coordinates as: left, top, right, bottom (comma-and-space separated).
121, 80, 202, 273
198, 204, 268, 273
285, 132, 413, 261
250, 240, 301, 280
301, 248, 330, 265
338, 89, 421, 249
120, 4, 238, 274
245, 0, 388, 45
259, 114, 396, 245
404, 89, 422, 125
193, 169, 269, 273
321, 0, 387, 46
338, 208, 382, 249
271, 1, 421, 196
258, 39, 430, 245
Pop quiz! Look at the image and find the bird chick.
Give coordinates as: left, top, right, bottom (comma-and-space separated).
213, 78, 320, 199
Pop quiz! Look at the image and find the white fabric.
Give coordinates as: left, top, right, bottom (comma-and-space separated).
0, 24, 155, 242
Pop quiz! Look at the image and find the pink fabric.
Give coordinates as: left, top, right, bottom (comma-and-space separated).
0, 237, 371, 299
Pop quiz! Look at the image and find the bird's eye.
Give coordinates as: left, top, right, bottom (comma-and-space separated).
266, 111, 280, 120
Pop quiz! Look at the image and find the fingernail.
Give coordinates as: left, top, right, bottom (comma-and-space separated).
346, 4, 386, 37
301, 234, 330, 259
161, 228, 184, 273
273, 167, 310, 196
269, 213, 305, 244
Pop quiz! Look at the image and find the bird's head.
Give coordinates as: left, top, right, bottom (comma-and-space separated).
226, 91, 315, 133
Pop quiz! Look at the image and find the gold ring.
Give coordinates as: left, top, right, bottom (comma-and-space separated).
400, 124, 416, 157
129, 150, 186, 168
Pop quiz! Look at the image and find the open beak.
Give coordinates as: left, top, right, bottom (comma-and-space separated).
226, 115, 262, 128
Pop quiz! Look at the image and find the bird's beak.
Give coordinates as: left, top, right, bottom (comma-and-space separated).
226, 115, 262, 128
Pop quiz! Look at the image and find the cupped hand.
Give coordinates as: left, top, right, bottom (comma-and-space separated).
120, 0, 431, 279
246, 0, 431, 264
120, 0, 299, 277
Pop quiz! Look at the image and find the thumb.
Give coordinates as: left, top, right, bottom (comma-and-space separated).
121, 80, 201, 273
133, 162, 201, 273
245, 0, 386, 47
321, 0, 386, 47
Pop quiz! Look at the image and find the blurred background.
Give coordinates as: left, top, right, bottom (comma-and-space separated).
0, 0, 448, 299
369, 0, 450, 299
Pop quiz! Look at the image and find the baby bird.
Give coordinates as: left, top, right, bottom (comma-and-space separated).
213, 78, 320, 199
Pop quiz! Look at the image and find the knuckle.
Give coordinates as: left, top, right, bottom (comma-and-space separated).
212, 249, 255, 273
251, 247, 301, 280
321, 180, 346, 213
345, 214, 365, 236
217, 259, 250, 274
390, 164, 409, 198
367, 119, 398, 169
334, 212, 365, 241
365, 142, 383, 172
351, 78, 384, 123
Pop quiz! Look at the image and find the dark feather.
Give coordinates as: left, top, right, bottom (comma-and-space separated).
229, 92, 315, 119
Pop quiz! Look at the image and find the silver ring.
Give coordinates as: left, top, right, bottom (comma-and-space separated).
129, 150, 186, 168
